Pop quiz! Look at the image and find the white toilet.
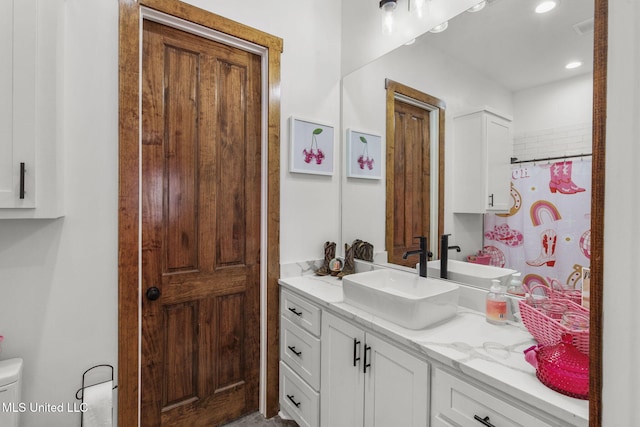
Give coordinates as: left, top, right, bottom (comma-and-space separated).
0, 358, 23, 427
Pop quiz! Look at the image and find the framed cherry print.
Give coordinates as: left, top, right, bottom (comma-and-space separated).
289, 117, 335, 176
346, 129, 382, 179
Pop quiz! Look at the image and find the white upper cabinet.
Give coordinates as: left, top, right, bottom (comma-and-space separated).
0, 0, 64, 218
452, 109, 512, 214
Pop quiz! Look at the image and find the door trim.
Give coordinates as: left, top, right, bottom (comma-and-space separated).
118, 1, 282, 425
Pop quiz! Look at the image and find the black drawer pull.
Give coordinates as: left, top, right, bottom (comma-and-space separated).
353, 338, 361, 367
474, 415, 496, 427
488, 193, 494, 207
287, 345, 302, 357
288, 307, 302, 317
19, 162, 25, 199
287, 394, 301, 408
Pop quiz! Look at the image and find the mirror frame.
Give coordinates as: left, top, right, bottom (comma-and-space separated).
590, 0, 606, 424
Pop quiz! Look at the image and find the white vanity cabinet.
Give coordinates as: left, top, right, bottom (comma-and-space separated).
0, 0, 64, 218
432, 368, 561, 427
452, 109, 512, 214
280, 290, 322, 427
320, 311, 429, 427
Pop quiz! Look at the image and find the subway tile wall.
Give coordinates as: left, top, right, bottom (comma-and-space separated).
512, 122, 592, 161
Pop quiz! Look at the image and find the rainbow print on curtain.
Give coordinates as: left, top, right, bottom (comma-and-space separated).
483, 159, 591, 291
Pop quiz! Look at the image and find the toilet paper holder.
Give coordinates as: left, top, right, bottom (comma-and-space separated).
75, 364, 117, 426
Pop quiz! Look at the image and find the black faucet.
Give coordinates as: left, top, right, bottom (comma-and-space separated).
402, 236, 433, 277
440, 234, 462, 280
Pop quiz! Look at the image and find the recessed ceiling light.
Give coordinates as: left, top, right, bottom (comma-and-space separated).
535, 1, 557, 14
566, 61, 583, 69
467, 1, 486, 13
405, 38, 416, 46
430, 21, 449, 34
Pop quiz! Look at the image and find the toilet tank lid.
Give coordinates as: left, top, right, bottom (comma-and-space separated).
0, 358, 23, 384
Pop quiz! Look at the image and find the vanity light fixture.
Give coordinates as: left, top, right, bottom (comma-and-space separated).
467, 1, 486, 13
565, 61, 583, 69
380, 0, 398, 35
429, 21, 449, 33
535, 0, 557, 14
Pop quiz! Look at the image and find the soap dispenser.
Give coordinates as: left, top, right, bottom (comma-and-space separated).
486, 279, 507, 325
507, 272, 525, 297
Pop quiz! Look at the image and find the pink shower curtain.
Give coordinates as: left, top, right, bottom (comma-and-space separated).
483, 159, 591, 291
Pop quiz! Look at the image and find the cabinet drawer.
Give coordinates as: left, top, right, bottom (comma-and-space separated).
280, 362, 319, 427
432, 368, 554, 427
281, 316, 321, 390
281, 290, 321, 336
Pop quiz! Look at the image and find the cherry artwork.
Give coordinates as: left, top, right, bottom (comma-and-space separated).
302, 128, 325, 164
357, 135, 374, 170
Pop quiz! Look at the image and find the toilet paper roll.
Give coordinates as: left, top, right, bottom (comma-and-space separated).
83, 380, 113, 427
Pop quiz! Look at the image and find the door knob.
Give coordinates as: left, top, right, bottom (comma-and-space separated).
146, 287, 161, 301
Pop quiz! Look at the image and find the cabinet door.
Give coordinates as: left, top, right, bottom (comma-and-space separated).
320, 312, 365, 427
364, 333, 429, 427
485, 114, 511, 212
0, 0, 36, 209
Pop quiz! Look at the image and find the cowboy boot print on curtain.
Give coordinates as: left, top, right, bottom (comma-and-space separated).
549, 161, 585, 194
526, 229, 557, 267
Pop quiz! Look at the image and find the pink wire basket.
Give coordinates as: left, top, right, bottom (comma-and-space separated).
519, 298, 589, 355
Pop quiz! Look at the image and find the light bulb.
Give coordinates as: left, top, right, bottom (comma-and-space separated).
380, 0, 397, 35
535, 1, 557, 14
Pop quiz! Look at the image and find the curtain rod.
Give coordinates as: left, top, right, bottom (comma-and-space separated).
510, 153, 592, 164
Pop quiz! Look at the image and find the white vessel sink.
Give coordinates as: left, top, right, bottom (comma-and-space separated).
426, 259, 516, 289
342, 269, 459, 330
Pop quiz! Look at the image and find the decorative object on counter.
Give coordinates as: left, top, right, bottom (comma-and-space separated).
524, 333, 589, 400
352, 239, 374, 262
337, 243, 355, 278
519, 284, 589, 355
289, 117, 334, 176
328, 257, 343, 276
506, 272, 525, 297
346, 129, 382, 179
467, 250, 491, 265
486, 279, 507, 325
315, 241, 336, 276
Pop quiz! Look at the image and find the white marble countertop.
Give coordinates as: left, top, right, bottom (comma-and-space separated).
278, 273, 589, 426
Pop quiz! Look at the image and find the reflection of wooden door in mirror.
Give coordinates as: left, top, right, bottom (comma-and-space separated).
385, 80, 445, 268
390, 100, 431, 267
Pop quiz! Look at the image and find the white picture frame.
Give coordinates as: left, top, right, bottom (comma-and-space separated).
346, 129, 382, 179
289, 117, 334, 176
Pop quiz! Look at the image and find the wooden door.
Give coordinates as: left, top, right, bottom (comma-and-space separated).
140, 20, 261, 426
390, 99, 431, 267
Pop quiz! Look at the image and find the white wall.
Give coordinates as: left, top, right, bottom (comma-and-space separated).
0, 1, 342, 426
603, 2, 640, 425
341, 39, 513, 260
0, 2, 119, 426
512, 73, 593, 160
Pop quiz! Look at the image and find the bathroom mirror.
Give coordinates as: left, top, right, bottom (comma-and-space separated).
341, 1, 605, 424
340, 0, 594, 269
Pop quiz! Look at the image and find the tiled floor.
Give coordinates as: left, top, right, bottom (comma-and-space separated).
221, 412, 299, 427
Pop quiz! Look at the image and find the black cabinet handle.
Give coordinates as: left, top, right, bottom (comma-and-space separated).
288, 307, 302, 317
488, 193, 494, 207
474, 415, 496, 427
363, 344, 372, 373
287, 394, 301, 408
19, 162, 25, 199
353, 338, 361, 367
287, 345, 302, 357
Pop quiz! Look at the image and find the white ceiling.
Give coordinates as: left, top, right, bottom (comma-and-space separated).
417, 0, 594, 92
